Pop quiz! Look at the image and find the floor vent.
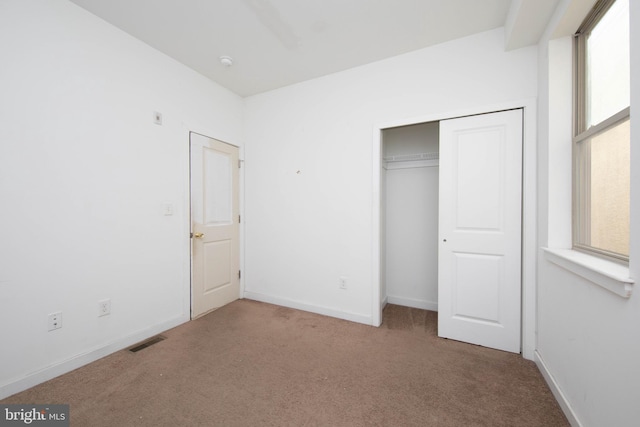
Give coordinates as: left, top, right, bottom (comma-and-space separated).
128, 335, 167, 353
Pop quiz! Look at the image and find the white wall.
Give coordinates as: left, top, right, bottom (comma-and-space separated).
242, 28, 537, 324
384, 123, 439, 310
536, 1, 640, 425
0, 0, 242, 398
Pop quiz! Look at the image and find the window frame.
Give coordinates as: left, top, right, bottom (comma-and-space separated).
573, 0, 630, 264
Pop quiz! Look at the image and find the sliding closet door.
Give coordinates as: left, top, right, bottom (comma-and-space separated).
438, 109, 522, 353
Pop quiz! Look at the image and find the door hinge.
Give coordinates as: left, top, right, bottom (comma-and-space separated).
238, 159, 242, 168
239, 215, 241, 223
190, 232, 193, 238
238, 270, 241, 279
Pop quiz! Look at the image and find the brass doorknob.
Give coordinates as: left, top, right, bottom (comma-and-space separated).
193, 232, 204, 238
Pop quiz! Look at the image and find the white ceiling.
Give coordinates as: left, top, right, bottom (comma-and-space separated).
69, 0, 559, 97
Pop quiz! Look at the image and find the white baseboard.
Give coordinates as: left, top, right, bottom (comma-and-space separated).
381, 295, 388, 311
387, 295, 438, 311
243, 291, 372, 325
0, 315, 188, 400
534, 350, 582, 427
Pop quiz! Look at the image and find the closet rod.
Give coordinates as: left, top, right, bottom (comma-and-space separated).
383, 152, 438, 163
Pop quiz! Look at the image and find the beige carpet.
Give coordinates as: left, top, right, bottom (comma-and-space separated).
2, 300, 568, 426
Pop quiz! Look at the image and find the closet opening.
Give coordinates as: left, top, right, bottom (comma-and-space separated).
373, 101, 535, 357
381, 121, 440, 325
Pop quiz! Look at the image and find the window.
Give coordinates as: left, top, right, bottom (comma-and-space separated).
574, 0, 630, 262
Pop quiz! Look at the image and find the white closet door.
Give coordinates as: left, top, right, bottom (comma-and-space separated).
438, 109, 522, 353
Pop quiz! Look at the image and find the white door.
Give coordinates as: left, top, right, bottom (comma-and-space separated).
438, 109, 522, 353
190, 133, 240, 319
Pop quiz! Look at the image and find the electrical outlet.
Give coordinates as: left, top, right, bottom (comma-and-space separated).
339, 276, 347, 290
48, 312, 62, 331
98, 299, 111, 317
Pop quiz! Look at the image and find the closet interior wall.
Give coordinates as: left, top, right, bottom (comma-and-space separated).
382, 121, 439, 311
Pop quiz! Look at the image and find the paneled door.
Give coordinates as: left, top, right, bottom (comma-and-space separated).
438, 109, 522, 353
190, 133, 240, 319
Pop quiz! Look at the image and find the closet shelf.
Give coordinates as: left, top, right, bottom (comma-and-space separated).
383, 152, 439, 170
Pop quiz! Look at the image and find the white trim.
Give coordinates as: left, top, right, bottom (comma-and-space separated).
182, 121, 242, 150
535, 350, 583, 427
0, 316, 187, 400
239, 150, 245, 299
543, 248, 633, 298
244, 292, 372, 325
386, 296, 438, 312
521, 98, 538, 361
377, 102, 528, 130
372, 98, 537, 360
181, 126, 194, 321
372, 128, 382, 327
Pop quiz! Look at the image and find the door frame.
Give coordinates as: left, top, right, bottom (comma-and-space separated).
371, 98, 537, 360
184, 126, 244, 320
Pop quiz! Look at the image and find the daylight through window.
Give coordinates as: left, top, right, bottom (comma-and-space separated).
574, 0, 630, 261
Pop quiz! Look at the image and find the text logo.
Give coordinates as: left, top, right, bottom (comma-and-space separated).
0, 405, 69, 427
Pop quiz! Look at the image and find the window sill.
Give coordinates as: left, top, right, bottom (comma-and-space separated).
543, 248, 634, 298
